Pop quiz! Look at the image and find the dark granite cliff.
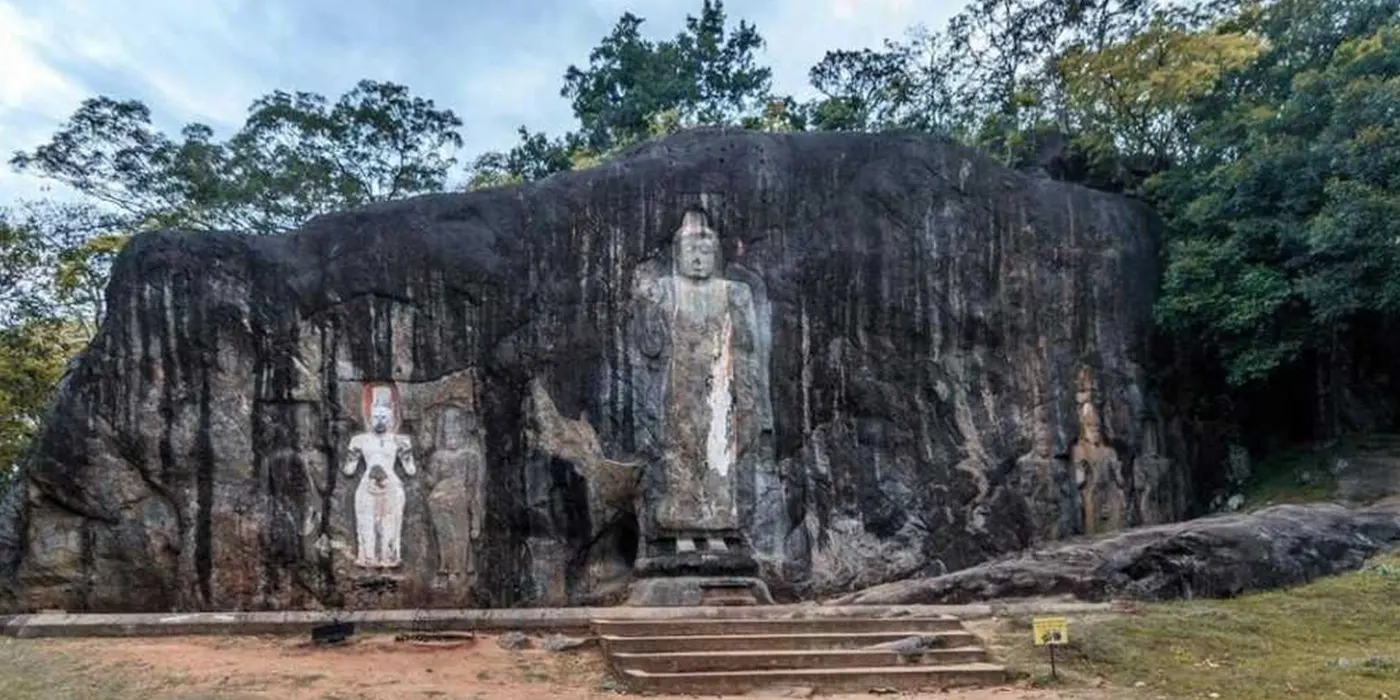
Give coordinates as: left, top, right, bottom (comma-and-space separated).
0, 129, 1184, 612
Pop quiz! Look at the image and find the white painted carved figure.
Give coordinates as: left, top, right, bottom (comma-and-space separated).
344, 384, 416, 568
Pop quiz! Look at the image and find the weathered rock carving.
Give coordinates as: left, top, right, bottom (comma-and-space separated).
424, 404, 484, 579
0, 129, 1187, 612
344, 384, 416, 569
629, 206, 776, 581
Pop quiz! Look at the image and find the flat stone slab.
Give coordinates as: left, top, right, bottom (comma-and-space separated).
0, 600, 1109, 639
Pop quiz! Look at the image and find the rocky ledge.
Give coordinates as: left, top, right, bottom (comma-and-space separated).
833, 503, 1400, 604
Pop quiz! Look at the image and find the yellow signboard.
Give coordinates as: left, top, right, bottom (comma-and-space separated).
1032, 616, 1068, 646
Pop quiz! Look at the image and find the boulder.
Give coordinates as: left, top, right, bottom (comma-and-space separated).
0, 128, 1179, 612
832, 503, 1400, 604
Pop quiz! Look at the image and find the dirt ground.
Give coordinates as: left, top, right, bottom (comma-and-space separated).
43, 632, 1109, 700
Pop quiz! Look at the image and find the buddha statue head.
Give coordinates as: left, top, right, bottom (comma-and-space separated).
674, 206, 720, 280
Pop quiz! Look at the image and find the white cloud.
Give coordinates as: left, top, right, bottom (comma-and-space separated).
0, 3, 83, 111
758, 0, 956, 102
827, 0, 917, 20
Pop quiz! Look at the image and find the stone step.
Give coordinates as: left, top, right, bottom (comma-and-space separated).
610, 646, 988, 673
601, 630, 979, 653
618, 662, 1008, 695
593, 615, 965, 638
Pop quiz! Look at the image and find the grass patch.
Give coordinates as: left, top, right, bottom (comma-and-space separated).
993, 554, 1400, 699
1244, 443, 1339, 506
0, 639, 210, 699
1244, 432, 1400, 507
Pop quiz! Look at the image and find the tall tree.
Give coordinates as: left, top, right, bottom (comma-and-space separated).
0, 203, 122, 488
466, 127, 576, 190
1057, 8, 1264, 174
1151, 0, 1400, 390
561, 0, 773, 152
11, 80, 464, 235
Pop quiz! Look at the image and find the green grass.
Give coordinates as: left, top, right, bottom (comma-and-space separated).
0, 639, 192, 700
0, 639, 265, 700
995, 554, 1400, 699
1243, 443, 1339, 506
1244, 432, 1400, 507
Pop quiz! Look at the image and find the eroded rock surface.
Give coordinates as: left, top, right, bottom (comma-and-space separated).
833, 503, 1400, 604
0, 129, 1180, 612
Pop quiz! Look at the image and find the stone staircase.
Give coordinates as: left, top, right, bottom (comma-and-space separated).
595, 614, 1007, 695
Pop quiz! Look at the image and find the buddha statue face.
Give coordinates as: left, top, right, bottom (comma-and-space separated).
675, 209, 720, 280
439, 407, 466, 450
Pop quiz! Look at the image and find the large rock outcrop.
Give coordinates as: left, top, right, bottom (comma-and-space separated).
832, 503, 1400, 604
0, 129, 1182, 612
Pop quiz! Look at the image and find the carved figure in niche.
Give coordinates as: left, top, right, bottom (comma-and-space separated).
630, 205, 770, 557
343, 384, 416, 568
1017, 403, 1079, 541
424, 404, 485, 578
1072, 370, 1124, 535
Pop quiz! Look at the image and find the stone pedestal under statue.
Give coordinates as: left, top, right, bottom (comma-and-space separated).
624, 205, 776, 607
628, 531, 774, 606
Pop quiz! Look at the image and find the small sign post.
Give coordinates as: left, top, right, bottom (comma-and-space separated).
1031, 616, 1069, 680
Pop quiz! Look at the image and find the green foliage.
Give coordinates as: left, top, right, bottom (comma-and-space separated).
11, 80, 463, 235
1150, 0, 1400, 385
0, 201, 125, 331
0, 317, 84, 490
1058, 13, 1264, 168
0, 203, 126, 487
561, 0, 773, 152
467, 127, 576, 190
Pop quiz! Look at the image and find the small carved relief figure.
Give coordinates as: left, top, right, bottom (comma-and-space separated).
344, 384, 416, 568
1016, 403, 1079, 541
425, 405, 485, 578
1071, 370, 1125, 535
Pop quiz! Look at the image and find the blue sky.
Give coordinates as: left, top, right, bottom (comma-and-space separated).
0, 0, 958, 202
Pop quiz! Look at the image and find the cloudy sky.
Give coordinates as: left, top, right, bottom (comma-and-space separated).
0, 0, 962, 203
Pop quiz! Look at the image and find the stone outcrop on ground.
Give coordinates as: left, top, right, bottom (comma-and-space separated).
832, 503, 1400, 604
0, 128, 1178, 612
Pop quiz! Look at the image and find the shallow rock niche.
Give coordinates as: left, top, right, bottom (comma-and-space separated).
0, 129, 1186, 612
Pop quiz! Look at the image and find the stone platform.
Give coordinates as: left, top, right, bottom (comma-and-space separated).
0, 601, 1109, 638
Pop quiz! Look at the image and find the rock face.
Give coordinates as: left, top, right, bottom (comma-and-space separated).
832, 503, 1400, 604
0, 129, 1181, 612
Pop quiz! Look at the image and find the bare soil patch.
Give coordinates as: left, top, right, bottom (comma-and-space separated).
33, 632, 1106, 700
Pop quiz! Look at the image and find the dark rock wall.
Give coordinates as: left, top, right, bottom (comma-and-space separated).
0, 130, 1185, 612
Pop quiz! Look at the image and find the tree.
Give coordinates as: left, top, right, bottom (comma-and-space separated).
11, 80, 464, 235
1057, 8, 1263, 172
0, 201, 124, 332
0, 202, 125, 489
466, 127, 575, 190
0, 316, 85, 489
561, 0, 772, 152
807, 46, 914, 131
1151, 0, 1400, 387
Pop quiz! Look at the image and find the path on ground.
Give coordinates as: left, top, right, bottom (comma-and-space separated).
41, 633, 1110, 700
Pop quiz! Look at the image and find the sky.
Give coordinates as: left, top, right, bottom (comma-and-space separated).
0, 0, 962, 204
